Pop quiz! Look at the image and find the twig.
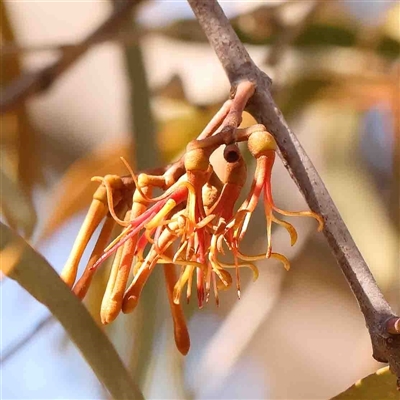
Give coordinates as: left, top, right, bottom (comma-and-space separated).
0, 30, 140, 57
0, 0, 143, 113
188, 0, 400, 382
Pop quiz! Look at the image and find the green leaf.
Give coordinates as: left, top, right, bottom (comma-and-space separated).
0, 222, 144, 400
331, 366, 399, 400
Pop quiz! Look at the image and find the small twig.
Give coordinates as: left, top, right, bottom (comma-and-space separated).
188, 0, 400, 380
0, 0, 143, 113
0, 30, 140, 57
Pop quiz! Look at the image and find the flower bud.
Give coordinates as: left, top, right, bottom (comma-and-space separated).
247, 130, 277, 158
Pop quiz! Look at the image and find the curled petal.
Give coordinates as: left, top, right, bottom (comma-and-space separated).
273, 206, 324, 232
218, 260, 259, 282
270, 252, 291, 271
271, 214, 298, 246
216, 269, 232, 291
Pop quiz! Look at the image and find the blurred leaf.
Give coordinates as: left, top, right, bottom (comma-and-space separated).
153, 74, 188, 103
157, 105, 212, 162
153, 9, 399, 60
0, 165, 37, 237
38, 140, 133, 241
155, 18, 207, 42
0, 222, 144, 400
378, 36, 400, 60
157, 102, 258, 163
122, 10, 157, 171
1, 0, 42, 193
277, 77, 333, 118
331, 366, 399, 400
295, 23, 356, 47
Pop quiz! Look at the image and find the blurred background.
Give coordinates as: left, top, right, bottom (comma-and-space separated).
1, 1, 399, 399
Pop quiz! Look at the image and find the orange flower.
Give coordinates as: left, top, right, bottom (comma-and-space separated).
61, 120, 324, 355
224, 128, 323, 271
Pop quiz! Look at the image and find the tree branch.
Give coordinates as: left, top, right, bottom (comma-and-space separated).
188, 0, 400, 383
0, 0, 143, 113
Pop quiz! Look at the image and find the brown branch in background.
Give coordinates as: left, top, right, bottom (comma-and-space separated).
0, 30, 140, 57
0, 0, 144, 113
187, 0, 400, 383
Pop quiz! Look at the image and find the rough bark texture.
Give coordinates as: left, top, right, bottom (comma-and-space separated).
188, 0, 400, 382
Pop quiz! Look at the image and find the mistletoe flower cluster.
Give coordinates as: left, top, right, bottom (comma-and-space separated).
61, 87, 323, 354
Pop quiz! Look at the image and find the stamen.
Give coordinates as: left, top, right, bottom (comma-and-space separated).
91, 218, 149, 270
186, 267, 193, 304
173, 241, 188, 262
104, 225, 133, 252
234, 254, 240, 298
195, 213, 216, 229
145, 199, 177, 230
212, 272, 219, 306
173, 265, 196, 305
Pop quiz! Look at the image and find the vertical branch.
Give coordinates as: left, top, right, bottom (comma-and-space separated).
122, 14, 158, 170
187, 0, 400, 380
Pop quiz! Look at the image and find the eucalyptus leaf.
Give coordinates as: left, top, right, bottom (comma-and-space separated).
331, 366, 399, 400
0, 222, 144, 400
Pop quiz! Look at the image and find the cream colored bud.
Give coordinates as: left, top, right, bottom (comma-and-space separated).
247, 130, 277, 158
